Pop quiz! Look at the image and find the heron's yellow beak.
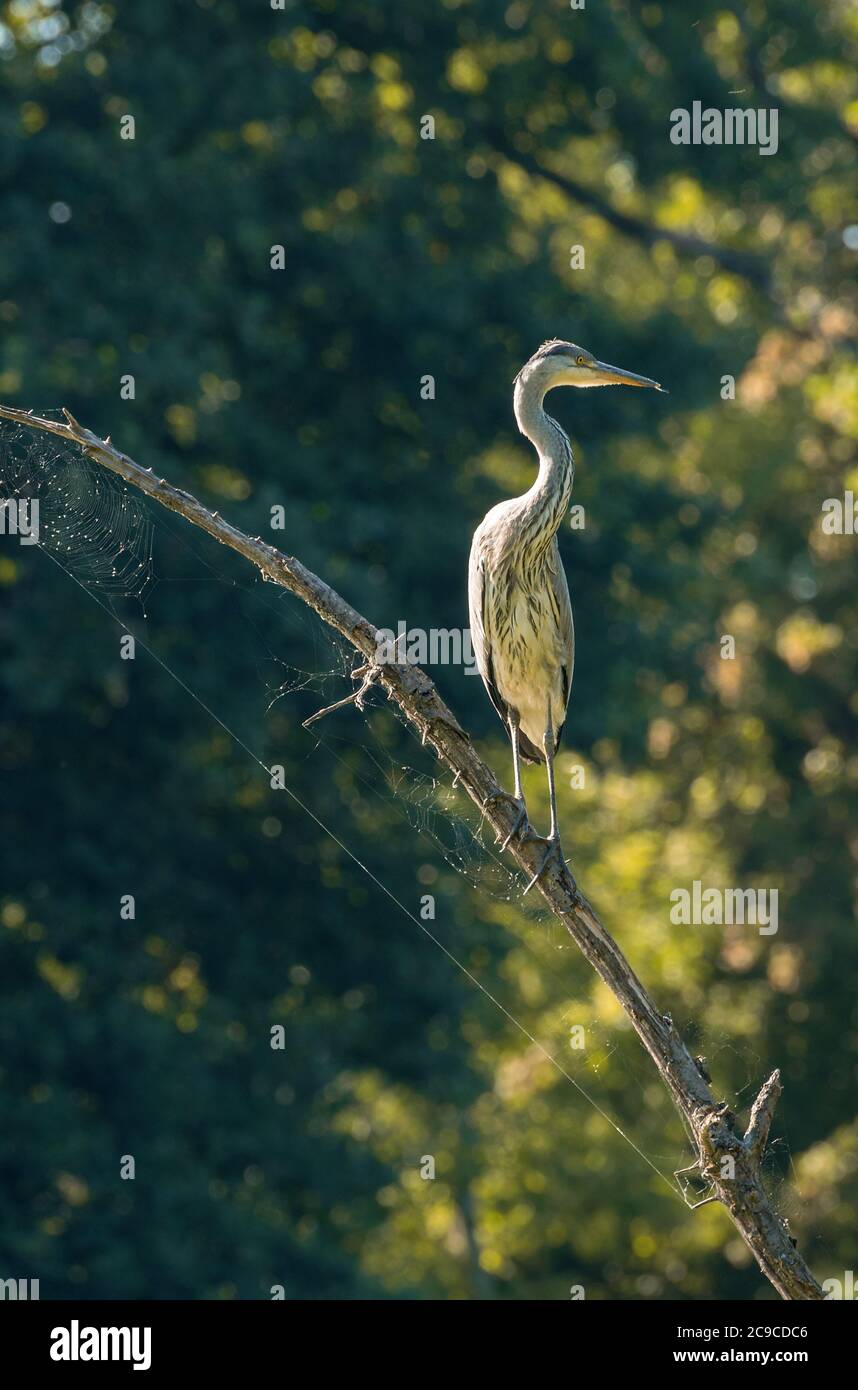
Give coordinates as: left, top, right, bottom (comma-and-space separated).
593, 360, 668, 393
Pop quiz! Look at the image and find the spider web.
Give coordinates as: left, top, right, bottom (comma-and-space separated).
0, 417, 835, 1286
0, 413, 154, 607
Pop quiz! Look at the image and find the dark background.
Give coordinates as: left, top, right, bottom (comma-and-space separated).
0, 1, 855, 1300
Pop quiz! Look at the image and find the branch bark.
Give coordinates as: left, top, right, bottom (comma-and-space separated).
0, 402, 823, 1301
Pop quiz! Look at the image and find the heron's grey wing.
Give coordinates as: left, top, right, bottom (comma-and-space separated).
468, 539, 510, 730
548, 548, 575, 745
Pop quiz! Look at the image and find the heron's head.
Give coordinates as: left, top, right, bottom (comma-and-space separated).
516, 339, 667, 394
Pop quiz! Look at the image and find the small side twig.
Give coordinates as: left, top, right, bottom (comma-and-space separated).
744, 1068, 782, 1165
302, 661, 381, 728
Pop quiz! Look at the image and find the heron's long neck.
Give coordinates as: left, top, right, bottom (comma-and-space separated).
513, 378, 574, 547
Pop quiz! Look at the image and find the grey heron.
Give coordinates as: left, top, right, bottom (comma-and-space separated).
468, 339, 666, 891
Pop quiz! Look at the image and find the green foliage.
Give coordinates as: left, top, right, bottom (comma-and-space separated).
0, 0, 856, 1299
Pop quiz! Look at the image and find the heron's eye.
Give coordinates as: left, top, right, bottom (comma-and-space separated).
576, 355, 587, 366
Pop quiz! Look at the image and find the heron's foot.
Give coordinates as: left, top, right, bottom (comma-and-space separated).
482, 788, 529, 850
522, 833, 568, 895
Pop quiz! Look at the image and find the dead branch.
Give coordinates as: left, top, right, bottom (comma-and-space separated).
302, 661, 380, 728
0, 402, 824, 1300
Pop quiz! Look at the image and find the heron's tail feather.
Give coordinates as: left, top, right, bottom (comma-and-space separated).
518, 730, 545, 764
516, 720, 565, 764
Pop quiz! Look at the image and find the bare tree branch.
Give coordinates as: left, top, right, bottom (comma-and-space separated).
0, 402, 824, 1301
744, 1068, 782, 1165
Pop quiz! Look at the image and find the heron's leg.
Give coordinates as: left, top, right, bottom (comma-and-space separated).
544, 714, 560, 843
510, 714, 525, 803
481, 714, 529, 849
522, 711, 567, 894
498, 716, 530, 849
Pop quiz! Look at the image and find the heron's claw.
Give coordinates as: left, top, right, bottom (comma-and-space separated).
500, 804, 529, 852
482, 786, 521, 812
482, 788, 529, 850
522, 834, 567, 895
